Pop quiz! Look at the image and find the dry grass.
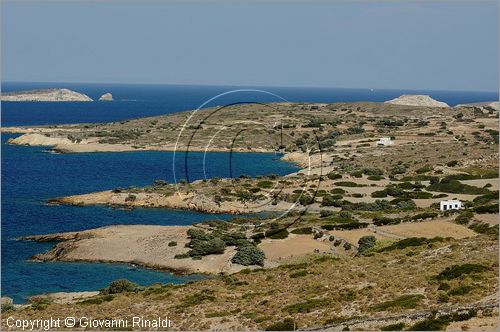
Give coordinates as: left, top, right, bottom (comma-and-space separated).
3, 235, 497, 331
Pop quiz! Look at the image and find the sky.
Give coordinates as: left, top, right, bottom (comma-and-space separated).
1, 1, 498, 91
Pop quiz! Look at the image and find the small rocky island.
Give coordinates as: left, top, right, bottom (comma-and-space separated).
1, 88, 93, 102
98, 92, 114, 101
385, 94, 449, 107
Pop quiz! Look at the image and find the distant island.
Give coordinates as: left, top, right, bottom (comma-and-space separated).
385, 94, 449, 107
98, 92, 114, 101
1, 88, 93, 102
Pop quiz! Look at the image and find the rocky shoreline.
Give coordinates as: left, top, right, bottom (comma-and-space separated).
19, 225, 244, 275
19, 224, 322, 276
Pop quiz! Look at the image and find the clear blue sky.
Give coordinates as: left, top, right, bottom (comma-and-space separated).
1, 1, 498, 91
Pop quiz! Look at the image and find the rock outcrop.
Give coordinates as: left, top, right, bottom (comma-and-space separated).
1, 88, 93, 102
455, 101, 499, 111
98, 92, 114, 101
385, 94, 449, 107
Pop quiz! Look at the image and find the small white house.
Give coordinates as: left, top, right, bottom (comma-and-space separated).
440, 200, 462, 211
377, 137, 394, 146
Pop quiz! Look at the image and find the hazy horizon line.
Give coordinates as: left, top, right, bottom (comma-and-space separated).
2, 80, 498, 95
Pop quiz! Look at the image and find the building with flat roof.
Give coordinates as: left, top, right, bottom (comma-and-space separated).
440, 200, 462, 211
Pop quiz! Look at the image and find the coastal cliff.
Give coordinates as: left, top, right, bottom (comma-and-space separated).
1, 88, 93, 102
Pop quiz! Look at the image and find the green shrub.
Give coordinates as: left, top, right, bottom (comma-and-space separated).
322, 195, 340, 207
448, 285, 473, 296
372, 294, 424, 311
378, 237, 445, 252
291, 227, 313, 234
29, 296, 54, 310
335, 181, 361, 187
473, 190, 499, 205
473, 203, 498, 214
321, 222, 368, 231
396, 199, 417, 210
410, 212, 438, 221
221, 232, 247, 246
350, 171, 363, 178
266, 229, 289, 240
187, 229, 212, 241
357, 235, 377, 255
330, 188, 346, 194
189, 238, 226, 256
327, 172, 342, 180
284, 298, 330, 314
427, 179, 490, 195
408, 310, 477, 331
320, 210, 335, 218
397, 182, 414, 190
174, 253, 190, 259
1, 303, 15, 312
373, 216, 401, 226
180, 291, 215, 307
339, 211, 352, 219
125, 194, 136, 202
77, 294, 114, 305
257, 180, 273, 189
416, 165, 433, 174
371, 190, 388, 198
100, 279, 139, 295
468, 222, 499, 239
299, 195, 314, 206
363, 167, 384, 176
455, 210, 473, 225
381, 323, 405, 331
406, 191, 433, 199
313, 231, 324, 239
168, 241, 177, 247
265, 318, 296, 331
435, 263, 490, 280
367, 175, 384, 181
446, 160, 458, 167
342, 199, 395, 211
289, 270, 308, 278
232, 245, 265, 266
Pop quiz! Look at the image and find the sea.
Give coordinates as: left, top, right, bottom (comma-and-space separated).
1, 82, 497, 303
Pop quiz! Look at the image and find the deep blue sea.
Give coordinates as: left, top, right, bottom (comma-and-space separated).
1, 82, 497, 303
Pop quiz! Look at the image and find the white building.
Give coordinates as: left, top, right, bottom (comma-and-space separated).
377, 137, 394, 146
440, 200, 462, 211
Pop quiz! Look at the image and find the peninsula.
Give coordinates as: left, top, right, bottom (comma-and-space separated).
1, 88, 93, 102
